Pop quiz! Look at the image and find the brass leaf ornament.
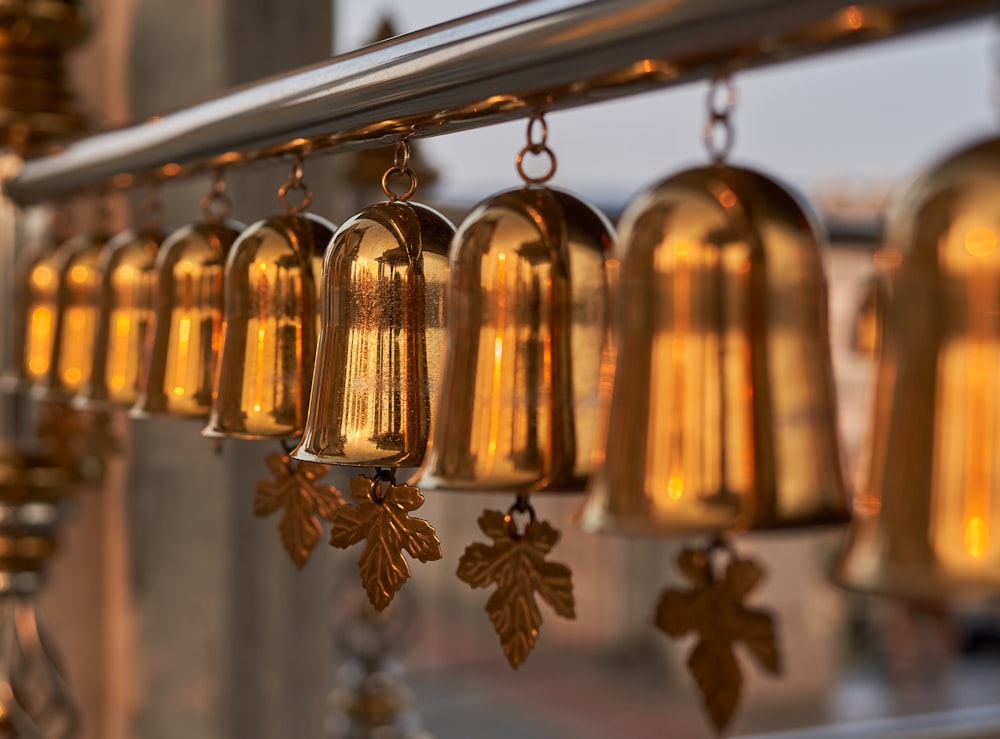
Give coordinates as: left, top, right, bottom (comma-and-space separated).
329, 472, 442, 611
457, 501, 575, 668
655, 543, 780, 734
255, 451, 344, 568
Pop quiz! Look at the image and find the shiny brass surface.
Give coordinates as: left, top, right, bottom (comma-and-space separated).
415, 186, 612, 493
75, 228, 161, 409
832, 137, 1000, 601
5, 237, 59, 390
131, 221, 241, 419
581, 165, 850, 535
203, 213, 335, 439
293, 201, 452, 467
37, 232, 108, 400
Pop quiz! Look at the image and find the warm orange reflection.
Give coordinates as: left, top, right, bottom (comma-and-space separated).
26, 306, 53, 378
964, 226, 996, 257
964, 516, 989, 560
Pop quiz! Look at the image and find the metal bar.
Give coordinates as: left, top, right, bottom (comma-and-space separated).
6, 0, 997, 205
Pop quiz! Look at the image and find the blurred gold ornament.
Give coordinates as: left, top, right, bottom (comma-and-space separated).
293, 195, 452, 467
329, 471, 441, 611
456, 497, 575, 668
655, 541, 780, 734
833, 137, 1000, 601
75, 227, 161, 409
254, 450, 344, 568
202, 184, 334, 439
581, 164, 850, 536
38, 231, 109, 400
131, 217, 241, 419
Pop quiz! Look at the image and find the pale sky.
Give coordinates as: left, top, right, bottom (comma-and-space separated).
336, 2, 997, 206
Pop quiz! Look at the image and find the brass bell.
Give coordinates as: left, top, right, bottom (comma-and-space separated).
415, 186, 613, 493
832, 137, 1000, 600
292, 200, 453, 467
581, 165, 850, 534
38, 232, 110, 400
5, 236, 62, 391
130, 220, 241, 419
202, 213, 335, 440
74, 228, 161, 409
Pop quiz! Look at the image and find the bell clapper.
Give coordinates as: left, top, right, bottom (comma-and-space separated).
654, 535, 781, 735
328, 467, 442, 612
456, 494, 576, 669
253, 439, 345, 569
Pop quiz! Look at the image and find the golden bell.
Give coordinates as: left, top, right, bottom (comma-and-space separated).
203, 213, 335, 440
38, 232, 110, 400
291, 201, 452, 467
5, 237, 61, 391
74, 228, 161, 410
415, 187, 613, 493
130, 221, 241, 419
581, 165, 850, 535
832, 137, 1000, 601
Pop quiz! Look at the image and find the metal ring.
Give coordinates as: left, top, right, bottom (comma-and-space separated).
138, 188, 165, 231
505, 495, 537, 539
706, 74, 737, 119
703, 116, 735, 165
200, 190, 233, 222
525, 113, 548, 148
393, 139, 411, 170
515, 144, 557, 184
278, 179, 312, 214
381, 166, 418, 202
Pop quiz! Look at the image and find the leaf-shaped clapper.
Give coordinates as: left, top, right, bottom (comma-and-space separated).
654, 544, 781, 735
255, 452, 345, 569
457, 505, 576, 669
329, 473, 442, 611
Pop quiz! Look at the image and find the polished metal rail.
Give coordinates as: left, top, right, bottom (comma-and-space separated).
6, 0, 997, 205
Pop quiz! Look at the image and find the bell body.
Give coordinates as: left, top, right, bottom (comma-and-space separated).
131, 221, 241, 419
75, 229, 160, 409
292, 201, 452, 467
4, 239, 60, 391
581, 165, 850, 536
833, 138, 1000, 601
39, 233, 109, 399
416, 187, 613, 493
203, 213, 335, 440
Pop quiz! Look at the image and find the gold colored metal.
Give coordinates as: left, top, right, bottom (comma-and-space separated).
202, 212, 335, 439
850, 270, 888, 356
415, 187, 613, 493
5, 233, 62, 390
515, 113, 558, 184
255, 450, 344, 568
38, 231, 109, 400
655, 540, 780, 734
329, 470, 442, 611
456, 496, 575, 668
131, 220, 241, 419
832, 137, 1000, 601
74, 228, 161, 409
292, 200, 453, 467
582, 165, 850, 535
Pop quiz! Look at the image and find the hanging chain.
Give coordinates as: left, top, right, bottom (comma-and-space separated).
516, 113, 557, 185
381, 139, 418, 202
137, 183, 165, 233
704, 74, 737, 165
95, 191, 113, 234
278, 153, 312, 214
200, 168, 233, 222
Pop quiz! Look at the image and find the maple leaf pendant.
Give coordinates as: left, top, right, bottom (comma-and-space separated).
254, 450, 345, 569
457, 496, 576, 669
654, 539, 781, 735
329, 470, 442, 612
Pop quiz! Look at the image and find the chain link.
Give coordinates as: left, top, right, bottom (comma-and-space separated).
138, 183, 165, 232
516, 113, 557, 184
278, 153, 312, 214
381, 139, 418, 202
201, 169, 233, 222
703, 75, 737, 165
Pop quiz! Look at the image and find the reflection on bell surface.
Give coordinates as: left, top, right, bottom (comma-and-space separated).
581, 165, 850, 535
131, 221, 242, 419
75, 228, 161, 410
415, 187, 613, 493
38, 233, 110, 400
5, 238, 61, 391
203, 213, 335, 440
292, 201, 452, 467
833, 138, 1000, 601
